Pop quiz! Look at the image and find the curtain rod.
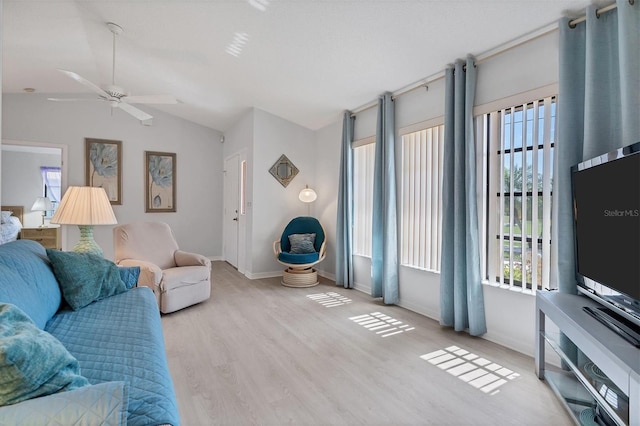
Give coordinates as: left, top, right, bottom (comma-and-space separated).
568, 1, 625, 28
350, 0, 628, 118
350, 20, 557, 117
350, 70, 443, 116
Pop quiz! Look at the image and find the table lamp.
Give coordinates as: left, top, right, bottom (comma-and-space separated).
50, 186, 117, 256
31, 196, 53, 227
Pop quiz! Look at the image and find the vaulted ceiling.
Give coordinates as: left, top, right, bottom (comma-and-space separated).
3, 0, 597, 132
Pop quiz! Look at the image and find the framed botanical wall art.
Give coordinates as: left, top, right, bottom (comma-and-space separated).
85, 138, 122, 205
145, 151, 176, 213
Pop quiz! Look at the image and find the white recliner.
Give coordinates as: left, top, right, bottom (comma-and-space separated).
113, 221, 211, 313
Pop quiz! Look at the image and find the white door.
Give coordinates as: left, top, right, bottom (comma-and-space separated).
223, 154, 240, 268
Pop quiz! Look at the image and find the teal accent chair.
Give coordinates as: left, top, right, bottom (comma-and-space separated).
273, 216, 326, 287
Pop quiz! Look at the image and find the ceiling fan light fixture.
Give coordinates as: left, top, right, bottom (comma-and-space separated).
104, 84, 128, 98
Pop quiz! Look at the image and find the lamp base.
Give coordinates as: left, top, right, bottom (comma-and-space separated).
72, 225, 103, 256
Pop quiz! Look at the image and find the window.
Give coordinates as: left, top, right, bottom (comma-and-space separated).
240, 160, 247, 215
400, 125, 444, 271
479, 97, 556, 291
40, 166, 61, 218
353, 141, 375, 257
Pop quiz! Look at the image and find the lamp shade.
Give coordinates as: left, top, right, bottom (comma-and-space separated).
31, 196, 53, 212
298, 185, 317, 203
51, 186, 117, 225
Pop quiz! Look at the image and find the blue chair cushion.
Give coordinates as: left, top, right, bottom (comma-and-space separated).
278, 251, 320, 265
280, 217, 324, 253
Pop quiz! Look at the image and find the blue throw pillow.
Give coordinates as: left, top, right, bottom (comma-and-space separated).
46, 250, 130, 311
0, 303, 89, 406
288, 233, 316, 254
118, 266, 140, 290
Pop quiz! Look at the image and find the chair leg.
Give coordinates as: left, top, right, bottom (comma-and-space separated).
281, 267, 319, 287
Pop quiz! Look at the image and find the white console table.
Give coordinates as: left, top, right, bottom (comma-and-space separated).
536, 291, 640, 425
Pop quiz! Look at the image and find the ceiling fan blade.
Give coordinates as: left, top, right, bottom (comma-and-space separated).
47, 97, 104, 102
57, 69, 112, 99
117, 102, 153, 124
121, 95, 179, 104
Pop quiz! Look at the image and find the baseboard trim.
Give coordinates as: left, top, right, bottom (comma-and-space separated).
396, 299, 439, 322
245, 271, 282, 280
316, 269, 336, 282
209, 256, 224, 261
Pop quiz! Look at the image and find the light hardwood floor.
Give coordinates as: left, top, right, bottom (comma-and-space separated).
161, 261, 571, 426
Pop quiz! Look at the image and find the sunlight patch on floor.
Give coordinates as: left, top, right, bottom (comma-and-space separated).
306, 292, 352, 307
420, 345, 520, 395
349, 312, 415, 337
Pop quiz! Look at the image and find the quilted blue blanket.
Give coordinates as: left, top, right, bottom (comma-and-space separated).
45, 287, 179, 426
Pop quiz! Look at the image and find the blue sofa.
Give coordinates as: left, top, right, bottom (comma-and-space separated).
0, 240, 180, 425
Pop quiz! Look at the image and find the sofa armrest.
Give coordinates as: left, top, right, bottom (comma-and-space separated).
116, 259, 162, 290
0, 381, 128, 426
174, 250, 211, 268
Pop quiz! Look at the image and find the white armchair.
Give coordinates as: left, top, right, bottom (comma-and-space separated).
113, 221, 211, 313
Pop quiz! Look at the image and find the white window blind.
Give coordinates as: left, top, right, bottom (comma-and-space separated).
353, 142, 375, 257
481, 96, 556, 292
401, 125, 444, 271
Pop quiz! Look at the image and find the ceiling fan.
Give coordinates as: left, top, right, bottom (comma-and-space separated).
48, 22, 178, 126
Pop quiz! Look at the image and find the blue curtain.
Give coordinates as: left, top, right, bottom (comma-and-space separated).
371, 92, 398, 304
440, 57, 486, 336
553, 0, 640, 294
336, 111, 355, 289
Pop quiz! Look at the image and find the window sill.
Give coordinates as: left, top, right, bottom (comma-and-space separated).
481, 280, 536, 296
400, 263, 440, 274
353, 253, 371, 260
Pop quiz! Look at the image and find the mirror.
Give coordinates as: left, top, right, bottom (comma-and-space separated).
1, 140, 68, 245
269, 154, 299, 188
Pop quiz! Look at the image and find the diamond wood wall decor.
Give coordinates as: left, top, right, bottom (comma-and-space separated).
269, 154, 299, 187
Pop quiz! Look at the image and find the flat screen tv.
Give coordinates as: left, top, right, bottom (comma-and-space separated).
571, 141, 640, 333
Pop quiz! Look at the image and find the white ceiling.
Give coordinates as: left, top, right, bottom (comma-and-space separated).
3, 0, 596, 132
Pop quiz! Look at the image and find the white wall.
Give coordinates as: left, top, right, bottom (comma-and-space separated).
223, 108, 317, 279
312, 31, 560, 357
313, 118, 342, 281
1, 93, 224, 260
251, 109, 315, 276
1, 150, 60, 227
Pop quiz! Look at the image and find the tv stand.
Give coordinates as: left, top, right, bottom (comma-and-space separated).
582, 306, 640, 348
536, 291, 640, 425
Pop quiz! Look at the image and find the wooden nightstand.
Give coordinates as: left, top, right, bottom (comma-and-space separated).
21, 227, 61, 250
